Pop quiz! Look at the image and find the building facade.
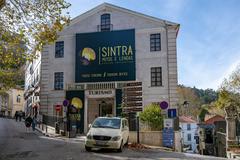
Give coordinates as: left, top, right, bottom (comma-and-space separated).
0, 93, 9, 116
179, 116, 199, 153
8, 89, 24, 117
24, 51, 41, 117
40, 3, 179, 133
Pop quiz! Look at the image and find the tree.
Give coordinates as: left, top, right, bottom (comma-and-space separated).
216, 65, 240, 109
0, 0, 71, 90
139, 103, 163, 131
177, 85, 202, 118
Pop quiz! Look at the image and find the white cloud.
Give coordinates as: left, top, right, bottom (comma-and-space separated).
215, 56, 240, 89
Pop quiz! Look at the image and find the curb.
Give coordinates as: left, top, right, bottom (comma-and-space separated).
143, 144, 174, 152
35, 127, 55, 137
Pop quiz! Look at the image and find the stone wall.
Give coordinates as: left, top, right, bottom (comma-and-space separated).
129, 131, 182, 152
129, 131, 163, 146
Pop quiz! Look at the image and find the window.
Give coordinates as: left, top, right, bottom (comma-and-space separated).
151, 67, 162, 86
55, 41, 64, 58
187, 134, 191, 141
54, 72, 64, 90
16, 95, 21, 103
150, 33, 161, 51
101, 14, 111, 31
187, 124, 191, 130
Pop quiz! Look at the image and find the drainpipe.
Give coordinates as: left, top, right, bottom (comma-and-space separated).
163, 21, 171, 110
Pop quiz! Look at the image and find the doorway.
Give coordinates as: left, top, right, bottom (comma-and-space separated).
99, 100, 113, 117
87, 98, 114, 125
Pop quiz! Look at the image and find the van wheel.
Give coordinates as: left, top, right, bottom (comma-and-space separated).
117, 140, 123, 152
85, 146, 92, 152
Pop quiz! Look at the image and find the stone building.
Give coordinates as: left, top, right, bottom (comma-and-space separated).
6, 89, 24, 118
39, 3, 180, 134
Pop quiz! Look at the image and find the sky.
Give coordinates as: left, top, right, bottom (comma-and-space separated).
66, 0, 240, 90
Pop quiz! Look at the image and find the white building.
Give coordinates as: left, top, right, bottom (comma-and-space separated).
179, 116, 199, 153
24, 51, 41, 117
39, 3, 179, 133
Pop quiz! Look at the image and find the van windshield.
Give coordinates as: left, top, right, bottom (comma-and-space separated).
92, 118, 121, 129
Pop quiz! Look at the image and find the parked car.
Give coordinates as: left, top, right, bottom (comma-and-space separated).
85, 117, 129, 152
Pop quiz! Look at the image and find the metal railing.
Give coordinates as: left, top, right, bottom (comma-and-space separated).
97, 24, 113, 32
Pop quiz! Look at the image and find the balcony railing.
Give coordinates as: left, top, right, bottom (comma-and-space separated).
97, 24, 113, 32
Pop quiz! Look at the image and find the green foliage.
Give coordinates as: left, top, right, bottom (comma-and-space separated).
0, 0, 71, 90
215, 66, 240, 109
199, 108, 209, 122
177, 85, 218, 118
139, 103, 163, 131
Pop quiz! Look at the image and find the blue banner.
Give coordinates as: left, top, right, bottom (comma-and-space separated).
75, 29, 136, 82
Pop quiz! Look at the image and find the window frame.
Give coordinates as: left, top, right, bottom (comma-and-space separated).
187, 133, 192, 141
16, 95, 21, 103
150, 33, 161, 52
54, 72, 64, 90
187, 123, 191, 130
55, 41, 64, 58
100, 13, 111, 32
151, 67, 162, 87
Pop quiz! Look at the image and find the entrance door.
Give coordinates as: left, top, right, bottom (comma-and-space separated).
99, 101, 113, 117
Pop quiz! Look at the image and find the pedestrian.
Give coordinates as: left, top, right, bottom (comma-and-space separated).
32, 116, 37, 131
25, 115, 33, 132
14, 111, 18, 122
19, 111, 22, 122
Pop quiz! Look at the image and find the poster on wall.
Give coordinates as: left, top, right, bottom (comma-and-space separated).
75, 29, 136, 82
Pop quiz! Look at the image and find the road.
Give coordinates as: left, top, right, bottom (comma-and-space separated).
0, 118, 228, 160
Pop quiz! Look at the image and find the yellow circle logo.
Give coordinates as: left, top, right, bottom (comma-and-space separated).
80, 48, 96, 65
71, 97, 83, 109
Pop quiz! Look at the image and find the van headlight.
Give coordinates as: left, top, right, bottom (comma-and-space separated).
87, 134, 93, 140
112, 136, 121, 141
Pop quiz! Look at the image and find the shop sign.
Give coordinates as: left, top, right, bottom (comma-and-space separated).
164, 118, 174, 129
86, 90, 115, 98
162, 128, 174, 148
76, 29, 135, 82
122, 81, 142, 113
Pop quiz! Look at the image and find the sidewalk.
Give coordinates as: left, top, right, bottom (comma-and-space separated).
35, 124, 174, 151
35, 124, 86, 143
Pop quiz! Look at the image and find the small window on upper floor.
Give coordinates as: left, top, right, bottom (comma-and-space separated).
16, 95, 21, 103
151, 67, 162, 87
55, 41, 64, 58
54, 72, 64, 90
187, 133, 192, 141
187, 124, 191, 130
150, 33, 161, 51
101, 14, 111, 31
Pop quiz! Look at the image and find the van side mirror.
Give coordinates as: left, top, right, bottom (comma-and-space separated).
88, 124, 92, 128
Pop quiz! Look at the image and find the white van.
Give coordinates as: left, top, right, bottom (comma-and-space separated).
85, 117, 129, 152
